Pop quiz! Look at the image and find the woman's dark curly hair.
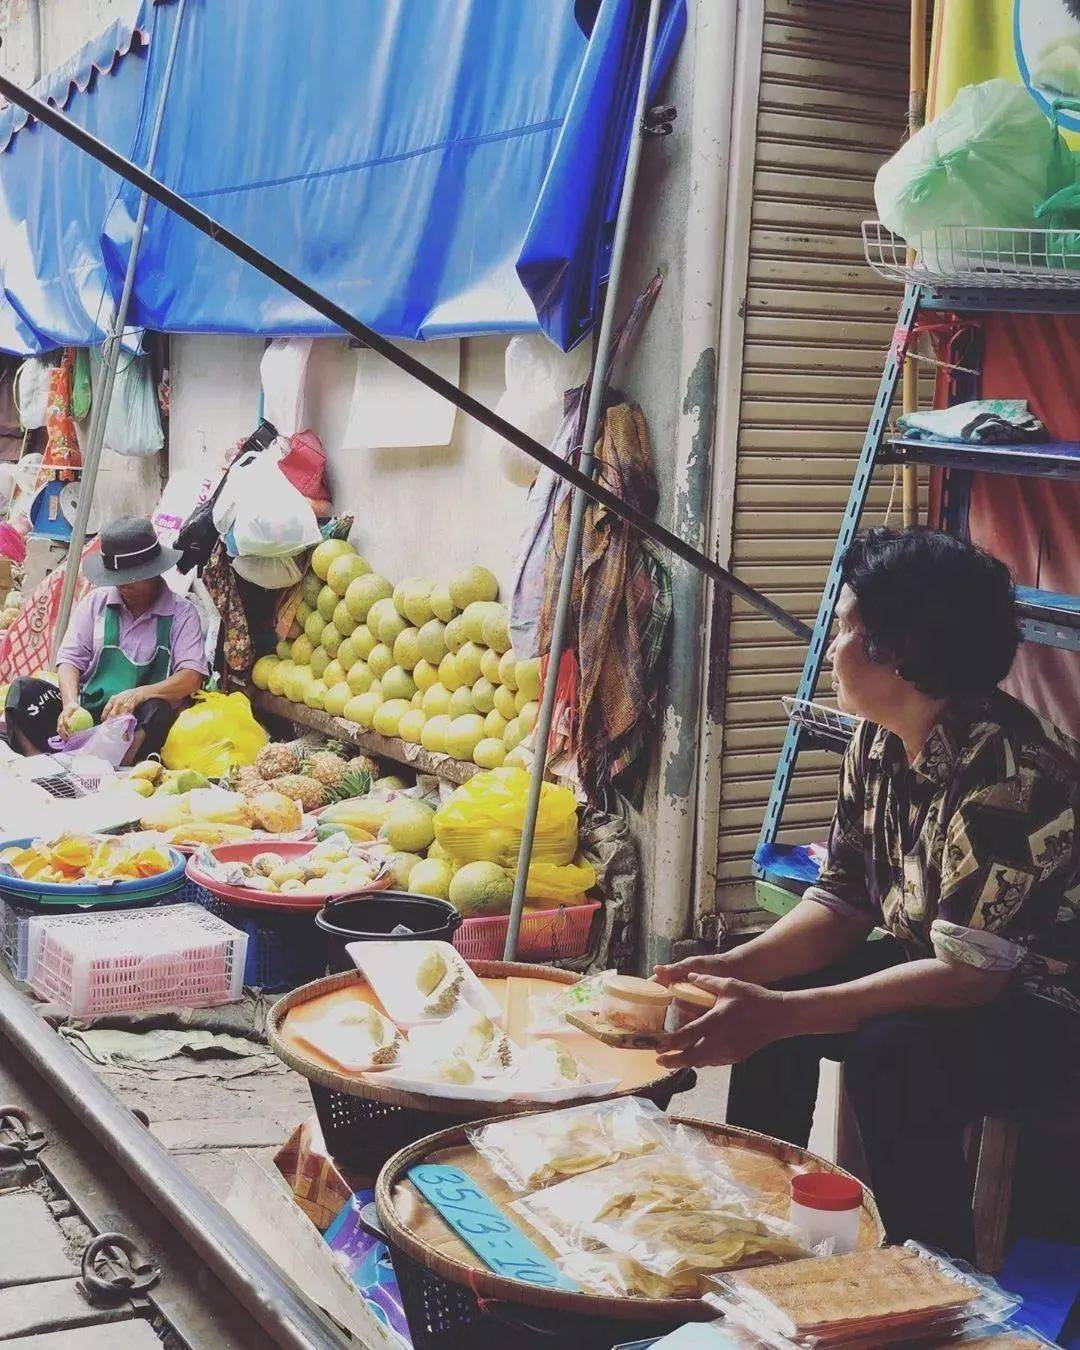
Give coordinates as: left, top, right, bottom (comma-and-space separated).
840, 528, 1020, 700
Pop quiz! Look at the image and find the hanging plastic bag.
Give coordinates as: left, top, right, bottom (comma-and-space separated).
161, 690, 268, 775
874, 80, 1074, 256
515, 858, 596, 903
231, 553, 303, 589
433, 767, 580, 867
14, 357, 51, 430
48, 713, 137, 767
92, 350, 164, 456
216, 439, 322, 559
71, 348, 92, 421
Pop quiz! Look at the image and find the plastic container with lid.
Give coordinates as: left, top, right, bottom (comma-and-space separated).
789, 1171, 863, 1254
667, 979, 717, 1030
600, 973, 673, 1033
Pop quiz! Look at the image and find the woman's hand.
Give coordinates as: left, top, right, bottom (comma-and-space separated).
656, 976, 794, 1069
653, 953, 738, 987
57, 702, 82, 738
101, 687, 149, 721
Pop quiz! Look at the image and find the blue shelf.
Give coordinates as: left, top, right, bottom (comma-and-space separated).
882, 436, 1080, 480
752, 841, 822, 891
920, 287, 1080, 315
1016, 587, 1080, 652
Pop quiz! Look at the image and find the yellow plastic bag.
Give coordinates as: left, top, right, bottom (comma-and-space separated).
161, 691, 268, 776
517, 859, 597, 904
434, 767, 579, 867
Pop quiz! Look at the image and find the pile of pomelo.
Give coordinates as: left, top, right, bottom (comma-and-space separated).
250, 540, 542, 770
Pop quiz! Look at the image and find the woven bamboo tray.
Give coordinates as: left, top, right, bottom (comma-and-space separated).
376, 1115, 886, 1327
268, 962, 693, 1120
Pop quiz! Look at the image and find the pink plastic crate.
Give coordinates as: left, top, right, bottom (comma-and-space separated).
452, 900, 600, 962
27, 904, 247, 1016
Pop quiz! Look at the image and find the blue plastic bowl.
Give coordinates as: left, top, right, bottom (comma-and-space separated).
0, 838, 187, 907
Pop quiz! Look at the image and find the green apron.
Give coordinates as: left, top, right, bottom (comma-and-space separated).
81, 605, 173, 723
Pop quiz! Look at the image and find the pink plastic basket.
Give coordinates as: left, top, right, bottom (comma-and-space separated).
27, 904, 247, 1016
451, 900, 600, 962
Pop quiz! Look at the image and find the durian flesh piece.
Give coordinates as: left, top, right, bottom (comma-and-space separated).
424, 969, 464, 1017
432, 1054, 474, 1085
415, 948, 448, 997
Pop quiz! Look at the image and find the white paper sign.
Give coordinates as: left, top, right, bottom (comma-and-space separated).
343, 339, 460, 449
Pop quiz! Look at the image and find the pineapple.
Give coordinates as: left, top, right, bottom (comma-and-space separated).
348, 755, 380, 781
255, 742, 301, 779
274, 773, 328, 812
303, 750, 349, 790
232, 765, 266, 800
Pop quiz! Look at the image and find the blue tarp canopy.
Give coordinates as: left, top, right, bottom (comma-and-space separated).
0, 6, 150, 354
0, 0, 684, 355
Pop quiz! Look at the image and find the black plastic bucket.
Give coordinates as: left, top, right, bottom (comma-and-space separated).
315, 891, 462, 973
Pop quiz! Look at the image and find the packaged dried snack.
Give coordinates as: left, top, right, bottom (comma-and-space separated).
468, 1096, 674, 1191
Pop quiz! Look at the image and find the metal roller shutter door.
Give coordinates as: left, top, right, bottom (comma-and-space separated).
715, 0, 926, 908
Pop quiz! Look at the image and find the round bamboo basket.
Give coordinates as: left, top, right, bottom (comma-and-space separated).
268, 962, 693, 1120
376, 1114, 885, 1330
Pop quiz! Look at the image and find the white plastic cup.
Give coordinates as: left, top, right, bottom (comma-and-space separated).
789, 1172, 863, 1254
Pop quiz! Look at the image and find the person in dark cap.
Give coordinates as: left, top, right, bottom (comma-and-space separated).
5, 516, 207, 762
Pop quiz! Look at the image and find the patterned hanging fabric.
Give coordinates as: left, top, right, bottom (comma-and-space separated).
36, 350, 83, 489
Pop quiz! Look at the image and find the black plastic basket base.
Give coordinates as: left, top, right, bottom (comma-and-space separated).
310, 1084, 479, 1180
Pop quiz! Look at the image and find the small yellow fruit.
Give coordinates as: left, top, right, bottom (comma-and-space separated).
444, 713, 486, 761
413, 659, 438, 692
373, 697, 412, 737
269, 864, 305, 887
368, 643, 394, 680
345, 573, 393, 623
462, 601, 503, 644
337, 637, 360, 671
327, 552, 370, 597
481, 609, 511, 654
422, 683, 453, 717
393, 628, 422, 670
438, 653, 464, 691
320, 625, 343, 659
345, 691, 383, 728
493, 685, 517, 721
430, 583, 456, 622
454, 641, 484, 686
347, 660, 374, 695
309, 647, 330, 679
516, 658, 541, 701
480, 648, 501, 684
333, 600, 357, 638
381, 666, 417, 702
473, 737, 506, 769
369, 598, 407, 646
322, 659, 346, 688
420, 714, 451, 754
514, 687, 531, 714
291, 635, 314, 667
353, 625, 376, 660
504, 716, 523, 750
317, 584, 339, 621
448, 565, 498, 609
518, 701, 539, 735
324, 682, 352, 717
128, 777, 155, 798
471, 677, 496, 714
251, 656, 278, 690
304, 611, 327, 646
417, 619, 447, 665
311, 539, 355, 581
267, 662, 289, 697
504, 745, 532, 768
448, 685, 475, 719
484, 709, 508, 739
304, 679, 327, 710
409, 858, 454, 900
394, 577, 436, 627
398, 709, 427, 744
498, 650, 518, 690
443, 616, 468, 653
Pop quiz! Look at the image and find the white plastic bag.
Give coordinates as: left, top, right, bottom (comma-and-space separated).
14, 358, 50, 430
487, 335, 591, 487
215, 440, 321, 558
93, 352, 165, 457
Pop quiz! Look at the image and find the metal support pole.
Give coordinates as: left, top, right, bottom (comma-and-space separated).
902, 0, 927, 528
52, 0, 188, 662
0, 59, 811, 645
502, 0, 663, 961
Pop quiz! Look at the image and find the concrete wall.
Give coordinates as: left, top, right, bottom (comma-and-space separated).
1, 0, 717, 967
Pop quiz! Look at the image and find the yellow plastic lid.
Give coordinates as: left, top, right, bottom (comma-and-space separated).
601, 973, 673, 1006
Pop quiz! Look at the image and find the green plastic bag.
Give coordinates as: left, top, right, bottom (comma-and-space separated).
874, 80, 1073, 247
161, 691, 268, 776
71, 349, 92, 421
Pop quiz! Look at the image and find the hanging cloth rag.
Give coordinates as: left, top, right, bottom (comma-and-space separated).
36, 350, 83, 489
897, 399, 1047, 444
202, 540, 255, 684
538, 402, 672, 804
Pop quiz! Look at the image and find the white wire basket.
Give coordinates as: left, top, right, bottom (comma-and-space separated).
783, 696, 857, 748
862, 221, 1080, 290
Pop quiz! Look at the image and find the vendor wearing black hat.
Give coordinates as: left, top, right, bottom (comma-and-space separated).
5, 516, 207, 762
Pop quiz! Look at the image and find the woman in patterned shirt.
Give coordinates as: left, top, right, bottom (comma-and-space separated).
656, 528, 1080, 1258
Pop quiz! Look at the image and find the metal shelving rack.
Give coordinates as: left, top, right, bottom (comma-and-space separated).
754, 226, 1080, 913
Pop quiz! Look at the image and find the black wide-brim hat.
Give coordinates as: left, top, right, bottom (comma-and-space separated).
83, 515, 182, 587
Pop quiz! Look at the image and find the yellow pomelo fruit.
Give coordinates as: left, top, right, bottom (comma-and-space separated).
462, 601, 503, 644
497, 650, 518, 690
448, 566, 498, 609
322, 659, 346, 688
373, 698, 412, 737
275, 639, 293, 661
408, 859, 454, 900
417, 619, 447, 665
284, 667, 310, 703
291, 634, 314, 666
413, 659, 438, 692
454, 641, 484, 685
337, 637, 360, 671
504, 745, 531, 769
397, 709, 427, 745
420, 714, 451, 754
323, 682, 352, 717
514, 688, 532, 714
346, 661, 374, 695
370, 598, 408, 646
381, 666, 418, 702
484, 709, 508, 739
266, 661, 289, 697
304, 679, 327, 710
471, 678, 496, 714
309, 648, 330, 679
353, 625, 376, 660
449, 860, 513, 915
327, 552, 370, 597
394, 577, 436, 627
412, 691, 424, 709
438, 654, 464, 691
430, 584, 456, 622
472, 738, 507, 770
251, 656, 278, 690
480, 647, 502, 684
301, 571, 324, 607
422, 683, 452, 717
493, 685, 517, 720
518, 701, 539, 735
448, 686, 475, 719
296, 600, 314, 626
444, 714, 486, 761
311, 539, 355, 581
304, 611, 327, 646
333, 600, 357, 638
345, 573, 393, 622
393, 628, 422, 670
515, 658, 541, 701
367, 643, 394, 679
320, 624, 343, 659
503, 716, 523, 750
481, 609, 511, 653
317, 584, 339, 621
443, 616, 468, 654
345, 691, 382, 728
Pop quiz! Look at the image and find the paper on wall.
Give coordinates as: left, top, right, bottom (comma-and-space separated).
343, 339, 460, 449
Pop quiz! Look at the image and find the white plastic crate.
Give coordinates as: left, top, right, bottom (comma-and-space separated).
27, 904, 247, 1016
